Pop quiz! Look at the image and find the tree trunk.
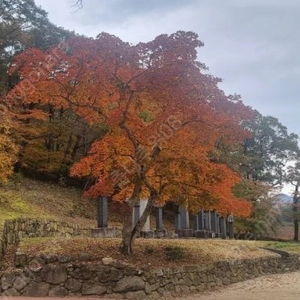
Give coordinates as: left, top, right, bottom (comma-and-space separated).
119, 195, 154, 255
60, 134, 73, 167
119, 205, 134, 255
294, 219, 299, 241
71, 135, 82, 161
293, 185, 299, 241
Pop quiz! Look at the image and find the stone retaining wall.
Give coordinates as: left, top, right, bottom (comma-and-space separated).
1, 252, 300, 299
0, 218, 92, 261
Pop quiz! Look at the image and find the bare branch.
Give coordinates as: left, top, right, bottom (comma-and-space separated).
75, 0, 83, 8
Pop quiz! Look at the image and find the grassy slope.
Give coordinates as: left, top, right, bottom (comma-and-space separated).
0, 176, 98, 228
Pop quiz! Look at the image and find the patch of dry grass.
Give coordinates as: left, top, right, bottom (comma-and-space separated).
18, 237, 278, 269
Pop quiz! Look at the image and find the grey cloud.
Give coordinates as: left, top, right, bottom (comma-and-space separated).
76, 0, 197, 26
34, 0, 300, 136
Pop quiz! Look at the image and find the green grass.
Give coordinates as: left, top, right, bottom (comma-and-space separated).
264, 241, 300, 253
0, 190, 50, 222
0, 177, 96, 227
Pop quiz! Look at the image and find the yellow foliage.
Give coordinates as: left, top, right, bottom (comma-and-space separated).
0, 121, 18, 182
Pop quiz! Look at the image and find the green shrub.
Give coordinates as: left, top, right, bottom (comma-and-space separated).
144, 246, 154, 255
165, 246, 185, 261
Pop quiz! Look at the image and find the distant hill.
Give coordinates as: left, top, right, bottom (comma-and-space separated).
275, 193, 293, 204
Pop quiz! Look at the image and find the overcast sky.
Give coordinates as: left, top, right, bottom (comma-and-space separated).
34, 0, 300, 133
33, 0, 300, 194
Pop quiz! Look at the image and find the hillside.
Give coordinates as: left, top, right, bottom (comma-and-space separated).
0, 176, 102, 228
277, 193, 293, 204
0, 176, 174, 230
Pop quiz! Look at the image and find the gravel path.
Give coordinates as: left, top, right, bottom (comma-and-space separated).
185, 271, 300, 300
1, 271, 300, 300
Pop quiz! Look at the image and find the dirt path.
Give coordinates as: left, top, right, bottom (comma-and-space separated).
1, 271, 300, 300
185, 271, 300, 300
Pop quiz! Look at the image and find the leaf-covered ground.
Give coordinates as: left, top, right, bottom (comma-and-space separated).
17, 237, 278, 269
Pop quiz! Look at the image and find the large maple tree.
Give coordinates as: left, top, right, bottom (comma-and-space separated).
8, 31, 253, 254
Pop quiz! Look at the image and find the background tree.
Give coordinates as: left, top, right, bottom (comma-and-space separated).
210, 112, 299, 236
241, 113, 299, 186
286, 160, 300, 241
11, 103, 108, 180
0, 114, 19, 183
0, 0, 73, 95
0, 0, 79, 179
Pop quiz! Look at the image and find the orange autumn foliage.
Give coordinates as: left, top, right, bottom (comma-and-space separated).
8, 31, 253, 218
